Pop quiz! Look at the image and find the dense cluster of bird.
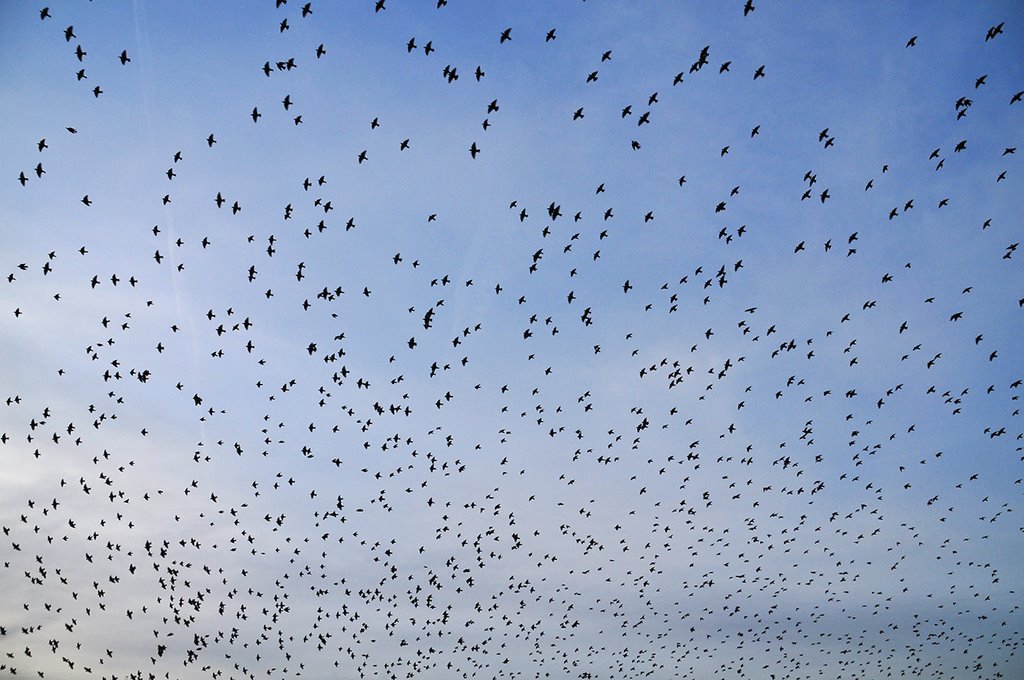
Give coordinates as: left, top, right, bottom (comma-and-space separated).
2, 3, 1022, 680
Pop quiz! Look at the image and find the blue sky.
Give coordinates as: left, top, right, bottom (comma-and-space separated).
1, 2, 1023, 679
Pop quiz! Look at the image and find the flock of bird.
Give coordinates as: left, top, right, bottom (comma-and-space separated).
2, 2, 1022, 680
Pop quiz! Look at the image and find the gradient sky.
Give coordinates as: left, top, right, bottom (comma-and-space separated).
1, 2, 1023, 679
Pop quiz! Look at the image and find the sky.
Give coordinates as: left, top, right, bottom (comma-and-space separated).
1, 1, 1023, 679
